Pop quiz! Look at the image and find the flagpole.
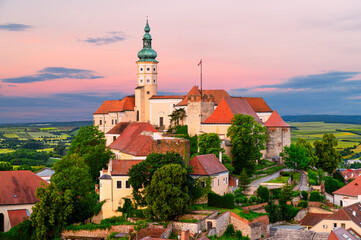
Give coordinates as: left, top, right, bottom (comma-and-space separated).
200, 59, 203, 98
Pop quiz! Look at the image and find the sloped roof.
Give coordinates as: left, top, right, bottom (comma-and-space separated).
0, 171, 49, 205
329, 227, 358, 240
108, 122, 158, 156
323, 203, 361, 230
8, 209, 28, 227
300, 213, 331, 227
333, 175, 361, 197
241, 97, 273, 112
134, 228, 166, 240
150, 95, 185, 99
106, 122, 132, 135
190, 154, 228, 176
264, 110, 290, 127
202, 97, 262, 124
111, 160, 143, 176
176, 85, 230, 106
94, 96, 135, 114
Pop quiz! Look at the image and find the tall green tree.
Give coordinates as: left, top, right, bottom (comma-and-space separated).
145, 164, 190, 221
280, 144, 310, 170
314, 133, 342, 174
296, 138, 317, 166
238, 169, 251, 194
51, 154, 98, 223
31, 183, 73, 240
128, 152, 192, 206
67, 125, 114, 181
227, 114, 268, 174
198, 133, 223, 156
279, 183, 293, 205
169, 108, 187, 127
0, 161, 13, 171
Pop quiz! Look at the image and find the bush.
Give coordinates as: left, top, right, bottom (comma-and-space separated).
208, 192, 234, 209
301, 190, 309, 201
224, 224, 235, 237
324, 176, 345, 195
249, 195, 257, 204
309, 191, 322, 202
308, 179, 317, 186
280, 171, 291, 176
281, 204, 300, 221
257, 185, 270, 203
271, 188, 281, 199
292, 191, 300, 197
297, 200, 308, 208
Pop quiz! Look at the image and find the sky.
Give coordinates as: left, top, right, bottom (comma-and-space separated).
1, 0, 361, 123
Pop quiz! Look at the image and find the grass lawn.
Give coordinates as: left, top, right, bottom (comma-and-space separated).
256, 165, 285, 175
267, 176, 289, 183
44, 157, 59, 166
191, 204, 266, 221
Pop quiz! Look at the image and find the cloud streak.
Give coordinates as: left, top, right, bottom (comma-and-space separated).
2, 67, 103, 84
0, 23, 32, 31
80, 31, 127, 45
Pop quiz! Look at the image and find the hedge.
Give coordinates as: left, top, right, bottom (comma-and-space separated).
208, 192, 234, 209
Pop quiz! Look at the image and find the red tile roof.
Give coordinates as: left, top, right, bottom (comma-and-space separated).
202, 97, 262, 124
108, 122, 158, 156
322, 202, 361, 230
176, 86, 230, 106
190, 154, 228, 176
8, 209, 28, 227
134, 227, 166, 240
241, 97, 273, 112
106, 122, 132, 135
150, 95, 185, 99
0, 171, 49, 205
264, 110, 290, 127
341, 169, 361, 180
111, 160, 143, 176
94, 96, 135, 114
329, 227, 358, 240
300, 213, 331, 227
229, 176, 238, 187
333, 175, 361, 197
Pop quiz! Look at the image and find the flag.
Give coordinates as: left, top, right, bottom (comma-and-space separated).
197, 59, 202, 66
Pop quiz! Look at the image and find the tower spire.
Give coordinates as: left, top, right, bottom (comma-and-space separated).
137, 18, 157, 62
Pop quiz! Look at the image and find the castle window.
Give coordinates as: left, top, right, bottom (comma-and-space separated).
153, 79, 156, 83
117, 181, 122, 189
147, 68, 150, 71
147, 79, 150, 83
100, 120, 102, 125
147, 91, 150, 94
140, 68, 143, 71
153, 68, 156, 71
159, 117, 164, 127
126, 181, 131, 188
140, 79, 143, 83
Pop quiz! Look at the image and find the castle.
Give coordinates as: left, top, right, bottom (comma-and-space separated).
93, 20, 290, 160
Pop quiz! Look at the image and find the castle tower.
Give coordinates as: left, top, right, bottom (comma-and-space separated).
135, 19, 158, 122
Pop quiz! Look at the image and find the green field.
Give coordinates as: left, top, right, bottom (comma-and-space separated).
289, 121, 361, 159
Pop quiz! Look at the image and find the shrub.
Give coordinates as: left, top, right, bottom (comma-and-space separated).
280, 171, 291, 176
309, 191, 322, 202
234, 188, 244, 198
324, 176, 345, 195
308, 179, 317, 186
297, 200, 308, 208
224, 224, 235, 237
281, 204, 300, 221
257, 185, 270, 203
249, 195, 257, 204
301, 190, 308, 201
292, 191, 300, 197
271, 188, 281, 199
208, 192, 234, 209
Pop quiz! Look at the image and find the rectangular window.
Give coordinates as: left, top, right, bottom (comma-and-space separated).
112, 119, 114, 125
226, 177, 228, 184
333, 223, 337, 228
137, 111, 139, 121
212, 180, 214, 187
223, 178, 225, 184
218, 179, 220, 186
115, 119, 117, 124
117, 181, 122, 189
113, 136, 117, 142
126, 181, 131, 189
159, 117, 164, 127
147, 68, 150, 71
341, 223, 345, 228
100, 120, 102, 125
201, 181, 205, 188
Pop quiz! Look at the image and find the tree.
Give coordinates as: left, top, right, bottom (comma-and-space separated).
169, 108, 187, 127
257, 185, 270, 203
296, 138, 317, 166
280, 183, 293, 204
145, 164, 190, 221
51, 154, 97, 223
67, 125, 114, 181
314, 133, 342, 174
128, 152, 192, 206
0, 161, 13, 171
238, 169, 251, 194
280, 144, 310, 170
227, 114, 268, 175
333, 169, 345, 183
31, 183, 73, 240
198, 133, 223, 156
54, 142, 66, 156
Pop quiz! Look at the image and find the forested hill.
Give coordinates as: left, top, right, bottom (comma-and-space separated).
0, 121, 93, 128
283, 115, 361, 124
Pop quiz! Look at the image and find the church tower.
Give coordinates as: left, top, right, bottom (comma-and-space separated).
134, 19, 158, 122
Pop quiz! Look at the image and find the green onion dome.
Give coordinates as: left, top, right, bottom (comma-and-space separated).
137, 19, 158, 62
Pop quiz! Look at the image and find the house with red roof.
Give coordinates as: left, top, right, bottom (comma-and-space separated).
333, 175, 361, 207
328, 227, 359, 240
189, 154, 231, 195
0, 170, 49, 232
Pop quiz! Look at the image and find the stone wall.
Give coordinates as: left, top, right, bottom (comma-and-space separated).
206, 211, 230, 236
62, 224, 134, 239
152, 138, 190, 162
230, 212, 269, 240
265, 127, 291, 160
160, 223, 173, 239
172, 221, 201, 235
187, 95, 215, 136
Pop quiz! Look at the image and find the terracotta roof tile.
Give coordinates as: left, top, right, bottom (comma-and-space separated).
0, 171, 49, 205
300, 213, 331, 227
241, 97, 273, 112
333, 175, 361, 197
150, 95, 185, 99
111, 160, 143, 176
176, 86, 230, 106
190, 154, 228, 176
329, 227, 358, 240
202, 97, 262, 124
8, 209, 28, 227
106, 122, 132, 135
108, 122, 158, 156
134, 228, 166, 240
264, 110, 290, 127
325, 209, 351, 221
94, 96, 135, 114
229, 176, 238, 187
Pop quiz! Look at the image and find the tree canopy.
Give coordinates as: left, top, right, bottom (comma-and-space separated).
280, 143, 310, 170
296, 138, 317, 166
168, 108, 186, 127
227, 114, 268, 175
67, 125, 114, 181
314, 133, 342, 174
198, 133, 223, 156
145, 164, 190, 221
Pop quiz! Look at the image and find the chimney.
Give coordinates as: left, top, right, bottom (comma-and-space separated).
180, 230, 190, 240
219, 151, 222, 163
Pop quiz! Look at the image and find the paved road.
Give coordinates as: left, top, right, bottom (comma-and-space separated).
298, 171, 310, 192
249, 168, 292, 187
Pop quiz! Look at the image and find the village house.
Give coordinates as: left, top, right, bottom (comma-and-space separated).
328, 227, 359, 240
333, 175, 361, 207
341, 169, 361, 182
0, 170, 49, 232
93, 20, 291, 161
